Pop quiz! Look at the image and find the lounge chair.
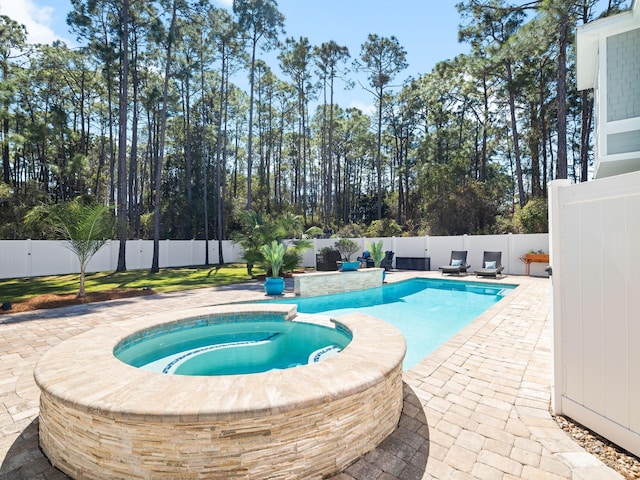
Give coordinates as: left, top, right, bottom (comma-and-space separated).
474, 251, 504, 278
356, 251, 375, 268
380, 251, 394, 271
439, 250, 470, 275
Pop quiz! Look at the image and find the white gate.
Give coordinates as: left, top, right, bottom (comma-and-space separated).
549, 174, 640, 458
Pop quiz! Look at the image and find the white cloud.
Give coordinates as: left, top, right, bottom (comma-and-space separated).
348, 101, 376, 116
0, 0, 64, 45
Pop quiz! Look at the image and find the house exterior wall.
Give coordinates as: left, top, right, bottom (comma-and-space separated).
605, 27, 640, 160
577, 1, 640, 178
607, 28, 640, 122
549, 174, 640, 458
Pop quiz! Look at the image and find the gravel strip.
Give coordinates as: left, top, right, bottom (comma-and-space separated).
554, 415, 640, 479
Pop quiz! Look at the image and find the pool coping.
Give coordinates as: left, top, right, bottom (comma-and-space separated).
34, 303, 406, 420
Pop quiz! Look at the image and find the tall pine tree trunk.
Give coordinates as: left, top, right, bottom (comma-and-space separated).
215, 47, 227, 264
151, 0, 177, 273
506, 61, 525, 208
128, 34, 140, 237
116, 0, 129, 272
580, 90, 593, 182
556, 12, 568, 179
246, 40, 257, 210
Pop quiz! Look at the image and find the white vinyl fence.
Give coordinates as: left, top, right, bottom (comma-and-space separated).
0, 239, 242, 279
549, 174, 640, 458
0, 234, 548, 280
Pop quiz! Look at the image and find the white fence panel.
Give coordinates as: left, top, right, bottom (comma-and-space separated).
89, 241, 116, 273
223, 241, 243, 264
510, 233, 551, 277
427, 236, 465, 270
0, 234, 549, 279
161, 240, 196, 267
550, 173, 640, 458
125, 240, 152, 270
30, 241, 79, 277
0, 239, 242, 279
393, 236, 428, 264
0, 240, 29, 278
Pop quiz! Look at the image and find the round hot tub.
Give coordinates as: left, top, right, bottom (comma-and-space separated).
34, 304, 406, 479
114, 311, 352, 376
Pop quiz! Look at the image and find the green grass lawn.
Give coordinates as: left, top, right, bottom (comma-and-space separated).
0, 264, 261, 303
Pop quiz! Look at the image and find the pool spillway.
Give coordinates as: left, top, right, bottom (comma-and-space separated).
34, 304, 406, 480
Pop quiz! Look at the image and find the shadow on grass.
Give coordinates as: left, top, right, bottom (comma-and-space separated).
0, 265, 253, 302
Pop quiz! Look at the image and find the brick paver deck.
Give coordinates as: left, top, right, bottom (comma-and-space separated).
0, 272, 622, 479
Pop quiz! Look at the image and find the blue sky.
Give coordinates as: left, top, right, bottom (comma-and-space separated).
4, 0, 468, 111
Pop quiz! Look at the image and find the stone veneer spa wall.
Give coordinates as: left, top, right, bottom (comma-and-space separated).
34, 304, 406, 479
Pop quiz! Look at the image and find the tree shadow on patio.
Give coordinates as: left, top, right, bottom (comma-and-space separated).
335, 382, 430, 480
0, 417, 61, 479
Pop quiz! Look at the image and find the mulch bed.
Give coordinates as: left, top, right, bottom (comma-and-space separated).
0, 288, 154, 314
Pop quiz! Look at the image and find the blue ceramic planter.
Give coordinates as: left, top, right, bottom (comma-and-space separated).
264, 277, 285, 295
340, 261, 360, 271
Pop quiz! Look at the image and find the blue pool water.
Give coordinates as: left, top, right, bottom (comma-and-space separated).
267, 279, 515, 369
114, 315, 352, 376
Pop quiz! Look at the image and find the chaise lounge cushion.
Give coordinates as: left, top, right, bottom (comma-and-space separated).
439, 251, 470, 275
475, 251, 504, 278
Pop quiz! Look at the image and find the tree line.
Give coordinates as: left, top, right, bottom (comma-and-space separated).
0, 0, 628, 270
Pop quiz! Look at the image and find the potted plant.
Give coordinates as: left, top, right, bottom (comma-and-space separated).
367, 240, 387, 281
368, 241, 385, 267
367, 240, 387, 280
334, 238, 360, 271
261, 240, 286, 295
234, 210, 312, 277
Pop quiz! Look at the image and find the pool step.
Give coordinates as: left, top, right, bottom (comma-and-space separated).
309, 345, 342, 363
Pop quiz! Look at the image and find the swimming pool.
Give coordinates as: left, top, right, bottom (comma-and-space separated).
267, 278, 515, 369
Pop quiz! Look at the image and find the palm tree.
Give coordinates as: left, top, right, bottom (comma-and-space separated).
233, 210, 311, 275
26, 200, 114, 297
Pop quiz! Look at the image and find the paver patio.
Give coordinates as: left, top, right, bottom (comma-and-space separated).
0, 272, 622, 479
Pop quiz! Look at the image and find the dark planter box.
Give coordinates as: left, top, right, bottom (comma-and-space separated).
316, 250, 342, 271
395, 257, 430, 271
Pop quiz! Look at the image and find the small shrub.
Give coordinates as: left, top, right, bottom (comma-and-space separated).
364, 219, 403, 237
515, 198, 548, 233
334, 238, 360, 261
